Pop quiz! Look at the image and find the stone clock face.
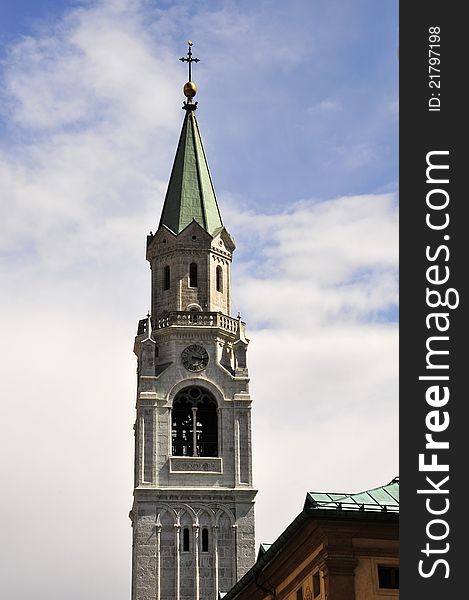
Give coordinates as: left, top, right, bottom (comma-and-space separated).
181, 344, 209, 372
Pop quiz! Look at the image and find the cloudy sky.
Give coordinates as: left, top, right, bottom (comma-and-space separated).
0, 1, 398, 598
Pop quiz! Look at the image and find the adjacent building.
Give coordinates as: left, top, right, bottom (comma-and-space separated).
222, 479, 399, 600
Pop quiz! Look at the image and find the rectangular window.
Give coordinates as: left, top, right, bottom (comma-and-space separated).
163, 265, 170, 290
216, 265, 223, 292
296, 588, 303, 600
182, 527, 190, 552
189, 262, 198, 287
378, 565, 399, 589
202, 527, 209, 552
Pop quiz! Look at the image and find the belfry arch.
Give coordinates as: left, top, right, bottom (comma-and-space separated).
171, 386, 218, 457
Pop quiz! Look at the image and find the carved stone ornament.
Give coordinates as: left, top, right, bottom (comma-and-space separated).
170, 457, 222, 473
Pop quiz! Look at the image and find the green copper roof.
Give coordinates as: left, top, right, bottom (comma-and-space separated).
159, 109, 223, 235
305, 478, 399, 513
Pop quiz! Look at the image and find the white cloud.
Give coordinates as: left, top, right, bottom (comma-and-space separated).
226, 193, 398, 323
3, 2, 179, 132
309, 98, 342, 113
0, 311, 135, 599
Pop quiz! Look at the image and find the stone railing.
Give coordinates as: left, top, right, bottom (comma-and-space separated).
155, 311, 240, 334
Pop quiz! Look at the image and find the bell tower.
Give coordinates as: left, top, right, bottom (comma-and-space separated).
130, 43, 257, 600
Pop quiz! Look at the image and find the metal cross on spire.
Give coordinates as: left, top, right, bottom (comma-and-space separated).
180, 40, 200, 82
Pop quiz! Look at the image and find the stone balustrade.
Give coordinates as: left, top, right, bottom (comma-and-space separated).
155, 311, 240, 333
137, 311, 243, 336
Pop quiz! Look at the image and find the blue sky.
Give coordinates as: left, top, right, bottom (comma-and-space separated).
1, 0, 398, 208
0, 2, 398, 599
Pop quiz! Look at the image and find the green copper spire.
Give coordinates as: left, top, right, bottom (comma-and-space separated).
159, 42, 223, 236
159, 110, 223, 235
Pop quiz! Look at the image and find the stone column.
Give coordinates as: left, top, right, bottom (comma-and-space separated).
321, 554, 358, 600
234, 415, 240, 485
143, 408, 154, 483
217, 407, 223, 457
138, 411, 144, 485
194, 524, 200, 600
212, 525, 219, 600
155, 523, 162, 600
175, 524, 181, 600
232, 524, 238, 585
192, 407, 198, 456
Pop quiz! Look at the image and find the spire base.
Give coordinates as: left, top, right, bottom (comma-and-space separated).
183, 101, 198, 112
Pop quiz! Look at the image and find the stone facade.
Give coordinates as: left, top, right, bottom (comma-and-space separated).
147, 221, 234, 320
130, 217, 256, 600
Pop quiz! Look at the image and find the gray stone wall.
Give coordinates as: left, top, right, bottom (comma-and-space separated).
132, 221, 255, 600
135, 328, 252, 490
131, 494, 256, 600
147, 223, 233, 320
131, 326, 257, 600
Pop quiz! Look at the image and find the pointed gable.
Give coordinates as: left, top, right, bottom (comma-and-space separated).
159, 109, 223, 236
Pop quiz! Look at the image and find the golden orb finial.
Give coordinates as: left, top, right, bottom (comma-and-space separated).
183, 81, 197, 99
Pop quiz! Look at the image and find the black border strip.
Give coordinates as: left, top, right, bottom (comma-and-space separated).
400, 3, 465, 597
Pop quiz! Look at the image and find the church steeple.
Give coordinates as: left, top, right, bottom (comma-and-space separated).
159, 109, 223, 235
131, 43, 256, 600
159, 41, 223, 236
147, 42, 235, 321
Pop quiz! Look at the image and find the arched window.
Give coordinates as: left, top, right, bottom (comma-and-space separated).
216, 265, 223, 292
202, 528, 209, 552
189, 262, 198, 288
172, 387, 218, 457
163, 265, 170, 290
183, 527, 190, 552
